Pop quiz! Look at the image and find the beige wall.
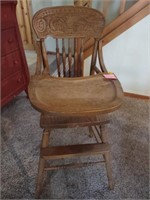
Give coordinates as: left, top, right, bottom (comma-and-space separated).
85, 15, 150, 96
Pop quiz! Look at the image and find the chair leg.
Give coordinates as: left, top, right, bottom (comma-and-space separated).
104, 152, 114, 190
35, 129, 50, 199
88, 126, 94, 137
99, 125, 108, 143
100, 125, 114, 190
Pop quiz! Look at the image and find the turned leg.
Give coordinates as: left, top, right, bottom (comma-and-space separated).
104, 151, 114, 189
35, 129, 50, 198
100, 125, 108, 143
100, 125, 114, 190
88, 126, 94, 137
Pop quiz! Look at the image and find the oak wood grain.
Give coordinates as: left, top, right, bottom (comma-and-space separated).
29, 6, 124, 197
41, 143, 110, 160
32, 6, 105, 39
29, 74, 123, 116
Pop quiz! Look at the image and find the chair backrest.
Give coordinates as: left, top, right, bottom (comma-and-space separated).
32, 6, 105, 77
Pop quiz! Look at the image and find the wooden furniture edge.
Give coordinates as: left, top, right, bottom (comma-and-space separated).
102, 4, 150, 46
84, 1, 149, 51
84, 3, 150, 58
124, 92, 150, 100
41, 143, 110, 160
103, 0, 149, 37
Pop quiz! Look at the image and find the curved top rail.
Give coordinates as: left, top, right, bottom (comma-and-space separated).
32, 6, 105, 39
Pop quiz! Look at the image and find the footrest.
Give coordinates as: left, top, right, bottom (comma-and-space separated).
41, 143, 110, 160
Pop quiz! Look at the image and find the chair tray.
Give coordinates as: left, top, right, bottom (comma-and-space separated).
28, 74, 123, 116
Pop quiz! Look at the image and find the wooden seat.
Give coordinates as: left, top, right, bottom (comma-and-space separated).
29, 6, 123, 198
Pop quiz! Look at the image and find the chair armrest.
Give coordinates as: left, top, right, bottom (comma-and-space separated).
98, 40, 108, 73
34, 40, 43, 75
94, 66, 101, 74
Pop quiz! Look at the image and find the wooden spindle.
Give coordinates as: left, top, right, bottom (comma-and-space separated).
40, 39, 49, 75
74, 0, 92, 7
79, 38, 84, 76
76, 38, 81, 76
98, 40, 107, 73
103, 0, 110, 18
119, 0, 127, 15
56, 39, 61, 77
21, 0, 32, 45
85, 0, 92, 8
68, 39, 72, 77
62, 39, 66, 77
16, 0, 27, 45
35, 40, 43, 75
90, 39, 99, 75
74, 38, 78, 77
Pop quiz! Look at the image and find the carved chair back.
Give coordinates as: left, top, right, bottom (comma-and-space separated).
32, 6, 105, 77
